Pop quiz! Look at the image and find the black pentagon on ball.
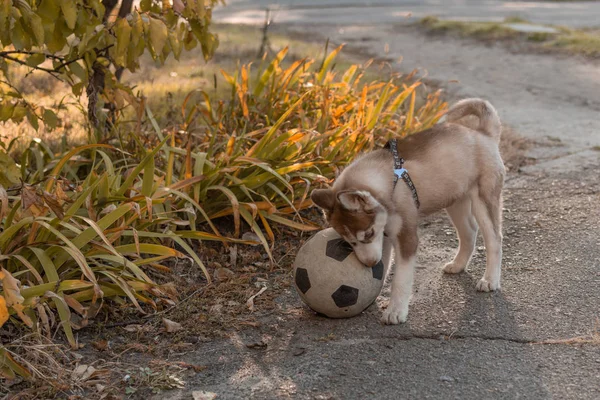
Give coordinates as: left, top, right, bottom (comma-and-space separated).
372, 260, 384, 280
295, 268, 311, 294
325, 238, 354, 262
331, 285, 359, 308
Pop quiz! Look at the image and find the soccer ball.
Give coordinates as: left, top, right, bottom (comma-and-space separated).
293, 228, 392, 318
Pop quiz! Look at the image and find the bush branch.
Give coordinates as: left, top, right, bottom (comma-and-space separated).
0, 50, 65, 62
0, 53, 58, 75
0, 45, 114, 76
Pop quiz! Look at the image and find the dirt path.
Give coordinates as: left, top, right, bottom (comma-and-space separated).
136, 25, 600, 400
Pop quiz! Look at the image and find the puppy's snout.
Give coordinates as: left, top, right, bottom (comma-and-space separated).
353, 241, 383, 268
363, 258, 380, 268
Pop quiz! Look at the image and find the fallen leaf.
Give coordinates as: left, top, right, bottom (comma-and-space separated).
253, 261, 268, 269
245, 339, 267, 349
125, 343, 150, 353
242, 232, 260, 244
177, 362, 206, 372
229, 245, 238, 267
70, 313, 88, 330
292, 346, 306, 356
42, 191, 64, 219
246, 286, 267, 311
72, 364, 97, 382
159, 282, 178, 300
123, 324, 144, 333
214, 267, 234, 282
0, 295, 8, 327
162, 317, 182, 333
192, 390, 217, 400
54, 182, 72, 203
0, 268, 32, 326
91, 340, 108, 351
21, 184, 44, 211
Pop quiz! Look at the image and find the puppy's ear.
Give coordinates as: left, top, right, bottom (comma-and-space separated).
311, 189, 335, 213
337, 190, 380, 213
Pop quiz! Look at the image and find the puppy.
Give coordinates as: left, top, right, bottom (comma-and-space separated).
311, 98, 505, 325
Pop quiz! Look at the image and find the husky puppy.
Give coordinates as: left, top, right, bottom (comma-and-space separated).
311, 98, 505, 324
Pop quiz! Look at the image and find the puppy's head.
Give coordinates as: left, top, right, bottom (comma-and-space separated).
311, 188, 388, 267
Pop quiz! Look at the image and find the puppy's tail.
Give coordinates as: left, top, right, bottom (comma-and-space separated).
445, 98, 501, 142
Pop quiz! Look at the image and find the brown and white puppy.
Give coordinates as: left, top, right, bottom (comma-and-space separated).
311, 98, 505, 325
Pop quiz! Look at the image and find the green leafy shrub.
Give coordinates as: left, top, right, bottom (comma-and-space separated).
0, 0, 220, 134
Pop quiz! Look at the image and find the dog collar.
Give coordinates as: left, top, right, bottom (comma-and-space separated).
385, 139, 420, 209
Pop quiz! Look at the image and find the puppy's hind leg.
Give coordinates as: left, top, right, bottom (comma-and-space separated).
443, 197, 478, 274
470, 181, 503, 292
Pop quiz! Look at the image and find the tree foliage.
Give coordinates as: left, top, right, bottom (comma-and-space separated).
0, 0, 220, 132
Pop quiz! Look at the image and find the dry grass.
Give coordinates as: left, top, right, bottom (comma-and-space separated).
0, 333, 208, 398
499, 126, 534, 172
419, 16, 519, 41
534, 321, 600, 345
0, 335, 75, 398
534, 334, 600, 345
419, 17, 600, 58
546, 28, 600, 56
534, 331, 600, 345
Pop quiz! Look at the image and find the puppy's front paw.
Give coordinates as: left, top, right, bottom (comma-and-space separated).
476, 277, 500, 292
443, 261, 466, 274
381, 304, 408, 325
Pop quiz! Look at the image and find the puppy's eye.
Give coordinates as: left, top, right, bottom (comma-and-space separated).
350, 242, 358, 246
364, 230, 374, 240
